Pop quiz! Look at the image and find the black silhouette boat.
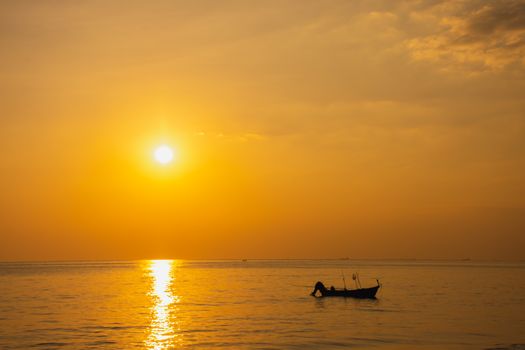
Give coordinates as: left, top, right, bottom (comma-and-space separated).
310, 280, 380, 299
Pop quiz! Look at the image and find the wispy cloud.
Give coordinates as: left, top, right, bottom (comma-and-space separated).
193, 130, 266, 143
405, 0, 525, 72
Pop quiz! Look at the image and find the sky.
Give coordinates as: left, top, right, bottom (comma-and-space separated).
1, 0, 524, 261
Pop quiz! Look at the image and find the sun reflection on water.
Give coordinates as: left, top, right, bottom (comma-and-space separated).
146, 260, 181, 349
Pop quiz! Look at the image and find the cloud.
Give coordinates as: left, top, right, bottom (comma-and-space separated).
405, 0, 525, 72
192, 130, 266, 143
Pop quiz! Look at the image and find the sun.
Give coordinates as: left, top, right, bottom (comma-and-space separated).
153, 145, 175, 164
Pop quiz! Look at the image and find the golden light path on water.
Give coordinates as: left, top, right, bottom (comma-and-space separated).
146, 260, 181, 349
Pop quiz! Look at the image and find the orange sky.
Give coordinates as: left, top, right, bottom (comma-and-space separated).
1, 1, 524, 261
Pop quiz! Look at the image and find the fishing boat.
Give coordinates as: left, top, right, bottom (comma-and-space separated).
310, 280, 381, 299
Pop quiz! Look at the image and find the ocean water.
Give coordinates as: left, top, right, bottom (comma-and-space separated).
1, 260, 524, 349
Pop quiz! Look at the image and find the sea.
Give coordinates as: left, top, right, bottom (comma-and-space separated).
1, 260, 524, 349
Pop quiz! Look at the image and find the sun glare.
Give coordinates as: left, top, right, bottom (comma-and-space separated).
146, 260, 181, 349
154, 145, 174, 165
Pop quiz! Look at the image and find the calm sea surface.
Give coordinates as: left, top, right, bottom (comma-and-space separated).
1, 260, 524, 349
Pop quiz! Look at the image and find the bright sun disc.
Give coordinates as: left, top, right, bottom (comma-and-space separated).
154, 145, 174, 164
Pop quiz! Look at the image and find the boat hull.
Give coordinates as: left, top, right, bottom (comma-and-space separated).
311, 281, 380, 299
321, 285, 379, 298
